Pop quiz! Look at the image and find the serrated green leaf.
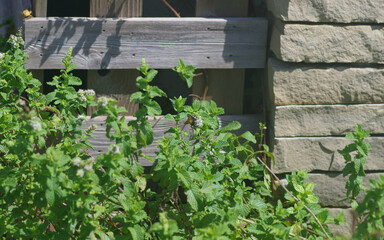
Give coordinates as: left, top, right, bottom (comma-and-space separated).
146, 69, 158, 82
186, 189, 198, 211
45, 189, 55, 206
293, 183, 304, 194
68, 76, 82, 86
145, 100, 162, 116
221, 121, 241, 131
306, 195, 318, 204
240, 131, 256, 143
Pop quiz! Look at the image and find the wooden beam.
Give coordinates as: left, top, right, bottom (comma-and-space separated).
82, 114, 262, 166
90, 0, 142, 17
31, 0, 47, 92
194, 0, 249, 114
32, 0, 47, 17
24, 17, 268, 69
88, 0, 142, 116
87, 69, 139, 115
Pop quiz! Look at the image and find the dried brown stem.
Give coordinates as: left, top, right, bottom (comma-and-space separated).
161, 0, 181, 18
256, 157, 330, 239
238, 225, 256, 240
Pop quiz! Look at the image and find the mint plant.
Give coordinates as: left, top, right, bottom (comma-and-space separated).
0, 33, 338, 239
338, 125, 384, 239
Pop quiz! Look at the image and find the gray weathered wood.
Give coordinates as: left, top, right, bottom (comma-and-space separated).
24, 17, 268, 69
82, 114, 262, 166
31, 0, 47, 90
87, 1, 142, 116
90, 0, 142, 18
193, 69, 245, 114
193, 0, 248, 114
87, 69, 139, 115
32, 0, 47, 17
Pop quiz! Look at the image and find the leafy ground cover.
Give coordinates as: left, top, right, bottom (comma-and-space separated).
0, 31, 382, 240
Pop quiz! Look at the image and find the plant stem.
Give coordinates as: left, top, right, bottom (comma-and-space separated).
238, 225, 256, 240
161, 0, 181, 18
255, 157, 330, 239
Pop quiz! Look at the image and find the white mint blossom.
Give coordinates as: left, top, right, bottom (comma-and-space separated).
98, 97, 109, 107
30, 117, 42, 131
0, 52, 4, 60
280, 179, 288, 187
194, 116, 203, 128
110, 144, 120, 154
9, 34, 24, 48
84, 164, 92, 171
77, 115, 87, 123
76, 169, 85, 177
78, 89, 95, 102
72, 157, 81, 167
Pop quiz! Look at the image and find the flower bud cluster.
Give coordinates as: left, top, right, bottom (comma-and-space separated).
78, 89, 95, 102
30, 117, 42, 131
77, 114, 87, 124
8, 34, 24, 48
72, 157, 95, 177
110, 144, 120, 154
97, 96, 109, 107
194, 116, 203, 128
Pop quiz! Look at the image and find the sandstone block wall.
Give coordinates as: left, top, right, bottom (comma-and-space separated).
267, 1, 384, 236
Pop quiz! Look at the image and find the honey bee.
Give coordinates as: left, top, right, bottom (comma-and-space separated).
184, 114, 196, 126
21, 9, 33, 19
184, 114, 203, 128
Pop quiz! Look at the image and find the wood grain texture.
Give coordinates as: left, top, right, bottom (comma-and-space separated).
90, 0, 142, 18
88, 0, 142, 116
193, 0, 248, 114
82, 114, 262, 166
32, 0, 47, 17
87, 69, 139, 115
193, 69, 245, 114
24, 17, 268, 69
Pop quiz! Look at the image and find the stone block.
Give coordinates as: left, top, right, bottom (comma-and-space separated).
327, 208, 355, 237
273, 137, 384, 173
306, 173, 382, 207
273, 104, 384, 137
268, 0, 384, 23
271, 23, 384, 63
268, 58, 384, 105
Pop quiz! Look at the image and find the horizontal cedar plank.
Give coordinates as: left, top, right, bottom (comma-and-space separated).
24, 17, 267, 69
82, 114, 262, 166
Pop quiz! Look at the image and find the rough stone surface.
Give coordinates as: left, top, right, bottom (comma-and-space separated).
268, 0, 384, 23
268, 58, 384, 105
306, 173, 383, 207
327, 208, 355, 237
271, 23, 384, 63
273, 104, 384, 137
272, 137, 384, 173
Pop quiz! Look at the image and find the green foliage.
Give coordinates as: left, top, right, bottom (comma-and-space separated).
339, 124, 384, 239
338, 124, 371, 202
0, 34, 337, 239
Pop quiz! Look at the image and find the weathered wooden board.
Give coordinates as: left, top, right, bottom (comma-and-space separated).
32, 0, 47, 17
87, 0, 142, 116
24, 17, 268, 69
192, 69, 245, 114
82, 114, 262, 166
87, 69, 139, 115
192, 0, 249, 114
90, 0, 142, 18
